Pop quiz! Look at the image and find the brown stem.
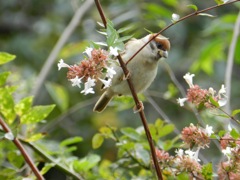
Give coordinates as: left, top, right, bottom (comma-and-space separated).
126, 0, 240, 65
0, 118, 44, 180
94, 0, 163, 179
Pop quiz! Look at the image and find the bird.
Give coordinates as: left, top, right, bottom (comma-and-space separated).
93, 33, 170, 112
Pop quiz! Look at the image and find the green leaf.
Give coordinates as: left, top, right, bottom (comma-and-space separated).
0, 87, 16, 123
0, 52, 16, 65
230, 128, 239, 140
218, 130, 226, 138
14, 96, 33, 116
232, 109, 240, 116
134, 144, 150, 166
115, 35, 134, 44
117, 25, 134, 34
21, 105, 55, 124
92, 133, 104, 149
60, 136, 83, 147
209, 96, 219, 108
41, 163, 55, 175
201, 163, 213, 180
158, 124, 175, 138
7, 150, 24, 168
25, 133, 46, 142
121, 127, 141, 141
45, 82, 69, 112
0, 72, 10, 86
106, 21, 118, 47
187, 4, 198, 11
215, 0, 224, 5
198, 13, 215, 18
73, 154, 101, 172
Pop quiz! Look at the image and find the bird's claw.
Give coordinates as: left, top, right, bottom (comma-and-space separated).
133, 101, 144, 113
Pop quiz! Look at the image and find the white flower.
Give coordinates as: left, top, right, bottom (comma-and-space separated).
175, 149, 184, 157
228, 124, 232, 131
183, 72, 195, 88
98, 78, 112, 89
185, 149, 200, 162
106, 67, 116, 79
222, 147, 232, 161
84, 47, 93, 58
109, 46, 119, 56
177, 97, 188, 106
5, 132, 14, 140
172, 13, 180, 22
58, 59, 70, 71
70, 76, 83, 88
205, 125, 214, 137
218, 84, 227, 107
81, 77, 95, 95
208, 87, 216, 97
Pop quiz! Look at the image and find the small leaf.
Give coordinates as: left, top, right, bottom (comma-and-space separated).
7, 151, 24, 168
201, 163, 213, 180
121, 127, 141, 141
116, 35, 134, 43
60, 136, 83, 147
134, 144, 150, 166
209, 96, 219, 108
41, 163, 55, 175
158, 124, 175, 138
230, 128, 239, 140
232, 109, 240, 116
45, 83, 69, 112
218, 130, 226, 138
0, 87, 16, 123
14, 96, 33, 116
187, 4, 198, 11
198, 13, 215, 18
92, 133, 104, 149
25, 133, 46, 142
0, 72, 10, 86
0, 52, 16, 65
117, 25, 134, 34
21, 105, 55, 124
73, 154, 101, 172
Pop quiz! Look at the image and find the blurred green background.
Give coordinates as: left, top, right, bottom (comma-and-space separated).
0, 0, 239, 178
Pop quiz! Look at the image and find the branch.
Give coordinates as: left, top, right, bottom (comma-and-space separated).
32, 0, 94, 99
94, 0, 163, 179
20, 139, 84, 180
0, 118, 44, 180
126, 0, 240, 65
224, 10, 240, 116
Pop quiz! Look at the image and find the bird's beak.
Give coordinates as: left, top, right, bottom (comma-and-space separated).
159, 50, 168, 58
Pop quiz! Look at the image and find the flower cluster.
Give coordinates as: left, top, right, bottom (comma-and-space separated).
218, 132, 240, 179
181, 124, 213, 148
154, 148, 203, 178
177, 72, 227, 109
175, 149, 202, 177
58, 47, 118, 95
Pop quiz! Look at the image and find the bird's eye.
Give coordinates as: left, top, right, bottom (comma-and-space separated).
157, 43, 163, 49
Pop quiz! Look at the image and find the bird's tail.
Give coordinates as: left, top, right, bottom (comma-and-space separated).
93, 91, 113, 112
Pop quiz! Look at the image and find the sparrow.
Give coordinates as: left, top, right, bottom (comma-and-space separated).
93, 33, 170, 112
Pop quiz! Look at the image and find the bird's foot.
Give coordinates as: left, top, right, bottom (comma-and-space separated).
133, 101, 144, 113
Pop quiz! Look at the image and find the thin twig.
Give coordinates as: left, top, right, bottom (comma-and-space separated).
0, 118, 44, 180
126, 0, 240, 65
94, 0, 163, 179
32, 0, 94, 99
20, 139, 84, 180
224, 10, 240, 116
